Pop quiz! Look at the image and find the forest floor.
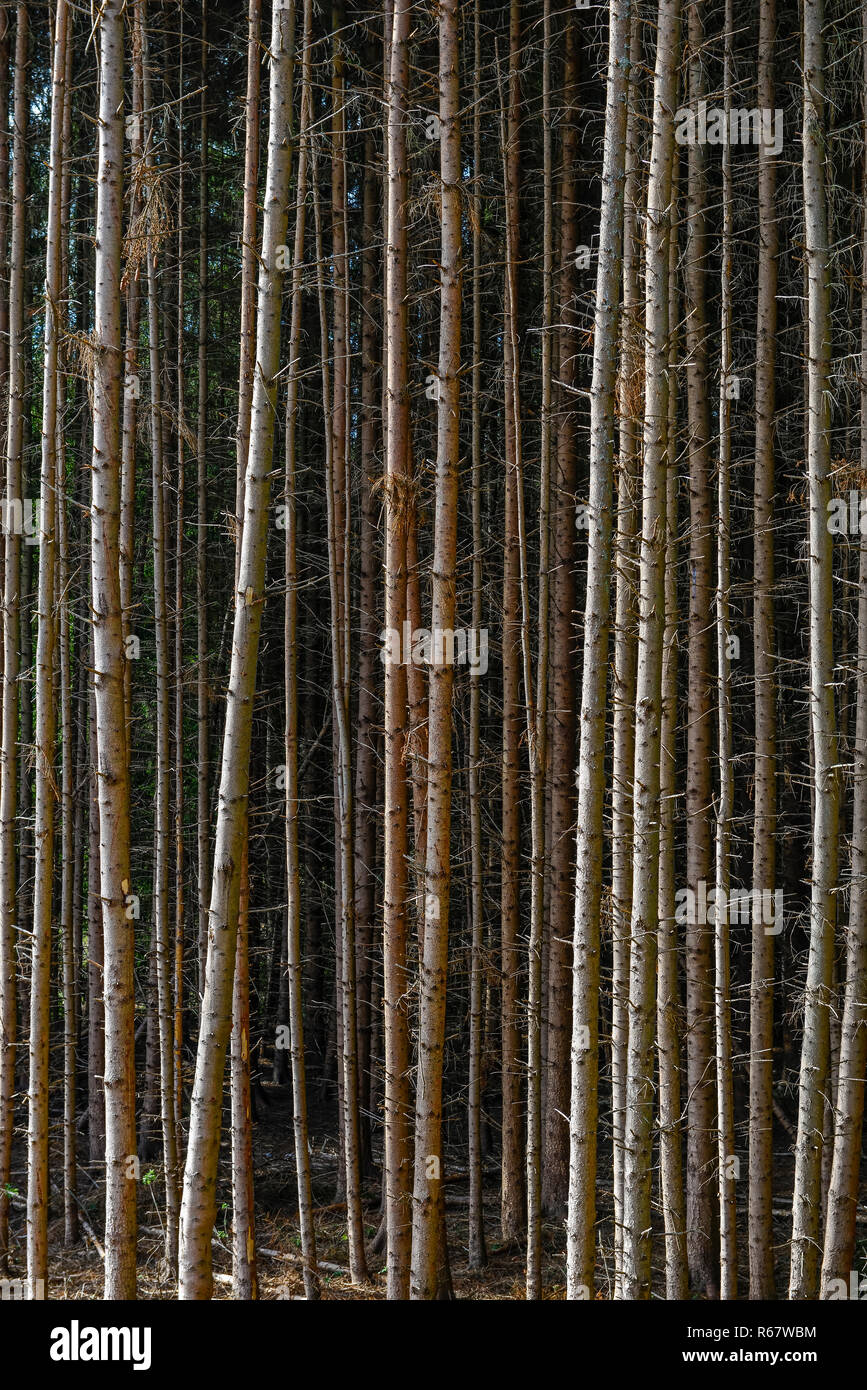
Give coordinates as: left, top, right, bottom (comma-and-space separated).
6, 1079, 857, 1299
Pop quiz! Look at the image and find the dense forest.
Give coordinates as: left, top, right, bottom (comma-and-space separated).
0, 0, 865, 1314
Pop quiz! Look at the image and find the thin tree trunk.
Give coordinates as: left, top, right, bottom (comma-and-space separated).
309, 58, 368, 1282
620, 0, 679, 1299
283, 0, 318, 1296
179, 0, 294, 1300
497, 3, 545, 1299
820, 0, 867, 1289
173, 11, 187, 1140
0, 0, 26, 1272
715, 4, 736, 1295
27, 0, 68, 1301
466, 0, 486, 1274
353, 116, 380, 1178
140, 0, 180, 1270
91, 0, 137, 1301
229, 0, 264, 1301
611, 4, 642, 1294
566, 0, 629, 1300
749, 0, 778, 1302
235, 0, 261, 562
657, 161, 688, 1299
382, 0, 413, 1300
410, 0, 461, 1299
684, 0, 717, 1297
196, 0, 210, 1006
790, 0, 839, 1300
498, 149, 524, 1256
120, 6, 143, 743
57, 20, 77, 1246
87, 667, 105, 1166
543, 7, 578, 1224
231, 838, 257, 1298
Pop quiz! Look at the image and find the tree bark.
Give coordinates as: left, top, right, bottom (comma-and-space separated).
790, 0, 839, 1300
383, 0, 413, 1300
0, 0, 26, 1272
567, 0, 629, 1300
749, 0, 778, 1302
91, 0, 137, 1301
620, 0, 679, 1300
179, 0, 295, 1299
410, 0, 461, 1299
27, 0, 68, 1301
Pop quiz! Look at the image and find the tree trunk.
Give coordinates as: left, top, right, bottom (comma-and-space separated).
820, 0, 867, 1290
790, 0, 839, 1300
566, 0, 629, 1299
283, 0, 318, 1296
91, 0, 137, 1301
749, 0, 778, 1302
466, 0, 487, 1274
684, 0, 718, 1297
382, 0, 413, 1300
141, 0, 180, 1269
714, 3, 736, 1294
196, 0, 211, 1006
27, 0, 68, 1301
179, 0, 294, 1300
657, 159, 688, 1300
620, 0, 679, 1300
0, 0, 26, 1272
410, 0, 461, 1299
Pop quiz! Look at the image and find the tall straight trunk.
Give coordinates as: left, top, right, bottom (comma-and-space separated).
566, 0, 629, 1300
58, 472, 77, 1250
0, 7, 8, 408
620, 0, 679, 1300
308, 36, 367, 1277
311, 129, 342, 1146
179, 0, 294, 1300
543, 8, 578, 1222
235, 0, 261, 558
284, 0, 318, 1295
231, 839, 257, 1298
27, 0, 68, 1301
715, 4, 736, 1295
91, 0, 137, 1301
382, 0, 413, 1300
87, 667, 105, 1165
353, 118, 380, 1176
141, 0, 180, 1270
749, 0, 778, 1302
196, 0, 210, 1004
72, 575, 87, 1076
497, 0, 545, 1298
410, 0, 461, 1299
790, 0, 839, 1300
683, 0, 717, 1298
57, 23, 77, 1247
174, 42, 186, 1136
330, 0, 351, 726
405, 472, 428, 916
230, 0, 264, 1301
820, 0, 867, 1289
17, 464, 32, 946
0, 0, 25, 1270
536, 0, 553, 1159
611, 6, 641, 1293
466, 0, 486, 1274
120, 7, 143, 741
657, 166, 688, 1299
498, 108, 524, 1254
